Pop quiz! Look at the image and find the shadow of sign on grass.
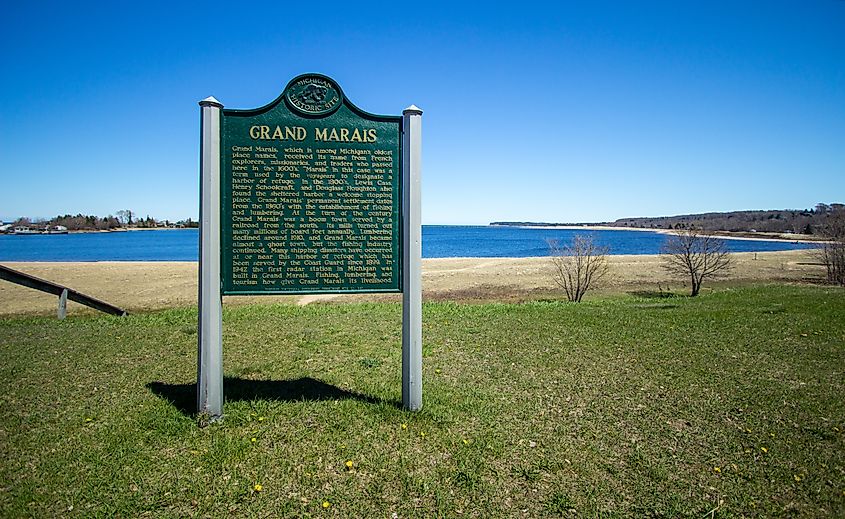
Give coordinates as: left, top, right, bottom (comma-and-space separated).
147, 377, 398, 416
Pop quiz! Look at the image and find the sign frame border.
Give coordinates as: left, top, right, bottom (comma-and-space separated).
218, 73, 405, 296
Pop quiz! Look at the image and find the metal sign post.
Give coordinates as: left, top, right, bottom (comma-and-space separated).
401, 106, 423, 411
197, 96, 224, 421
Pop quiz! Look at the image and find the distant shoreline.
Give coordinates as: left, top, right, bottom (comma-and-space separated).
494, 223, 824, 244
3, 224, 822, 244
1, 227, 195, 235
0, 225, 817, 262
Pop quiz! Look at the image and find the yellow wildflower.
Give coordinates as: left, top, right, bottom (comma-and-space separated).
322, 500, 331, 508
713, 467, 721, 473
401, 423, 407, 430
462, 439, 469, 445
793, 474, 801, 482
345, 460, 354, 469
253, 483, 263, 492
761, 447, 768, 453
251, 437, 257, 443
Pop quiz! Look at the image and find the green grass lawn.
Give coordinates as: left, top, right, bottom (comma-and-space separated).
1, 285, 843, 517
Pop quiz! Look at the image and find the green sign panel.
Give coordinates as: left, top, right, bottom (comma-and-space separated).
220, 74, 402, 295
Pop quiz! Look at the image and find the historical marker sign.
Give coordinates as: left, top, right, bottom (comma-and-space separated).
220, 74, 402, 294
197, 74, 423, 421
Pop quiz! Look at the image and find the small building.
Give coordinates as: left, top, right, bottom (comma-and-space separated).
12, 226, 40, 235
45, 225, 68, 234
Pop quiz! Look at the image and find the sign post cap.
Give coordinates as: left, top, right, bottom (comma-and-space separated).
403, 105, 423, 115
199, 96, 223, 108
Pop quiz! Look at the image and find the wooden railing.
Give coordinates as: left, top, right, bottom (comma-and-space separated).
0, 264, 127, 318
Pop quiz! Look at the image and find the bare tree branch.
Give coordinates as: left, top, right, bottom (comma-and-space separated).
548, 234, 610, 302
815, 208, 845, 286
660, 228, 733, 296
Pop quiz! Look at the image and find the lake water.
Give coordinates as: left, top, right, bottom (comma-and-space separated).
0, 226, 813, 262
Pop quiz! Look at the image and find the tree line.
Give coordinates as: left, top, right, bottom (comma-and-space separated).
612, 203, 844, 235
494, 202, 845, 236
8, 210, 198, 231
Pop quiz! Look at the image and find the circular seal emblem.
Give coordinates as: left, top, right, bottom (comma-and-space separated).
284, 75, 343, 116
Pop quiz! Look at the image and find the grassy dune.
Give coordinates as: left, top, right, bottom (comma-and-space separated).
1, 285, 843, 517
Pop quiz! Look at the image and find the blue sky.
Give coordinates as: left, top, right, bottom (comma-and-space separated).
1, 1, 843, 224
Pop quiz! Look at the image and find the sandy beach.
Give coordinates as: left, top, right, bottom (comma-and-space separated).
0, 249, 824, 316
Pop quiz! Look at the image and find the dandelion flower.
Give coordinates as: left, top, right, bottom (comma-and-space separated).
761, 447, 768, 453
253, 483, 263, 492
251, 437, 257, 443
322, 500, 331, 508
401, 423, 407, 430
713, 467, 721, 473
462, 439, 469, 445
420, 431, 426, 438
345, 460, 354, 469
84, 418, 93, 423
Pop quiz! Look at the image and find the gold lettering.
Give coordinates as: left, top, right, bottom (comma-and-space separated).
259, 126, 270, 139
315, 128, 328, 141
340, 128, 350, 141
351, 128, 362, 142
272, 126, 283, 139
366, 128, 377, 142
249, 126, 261, 139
